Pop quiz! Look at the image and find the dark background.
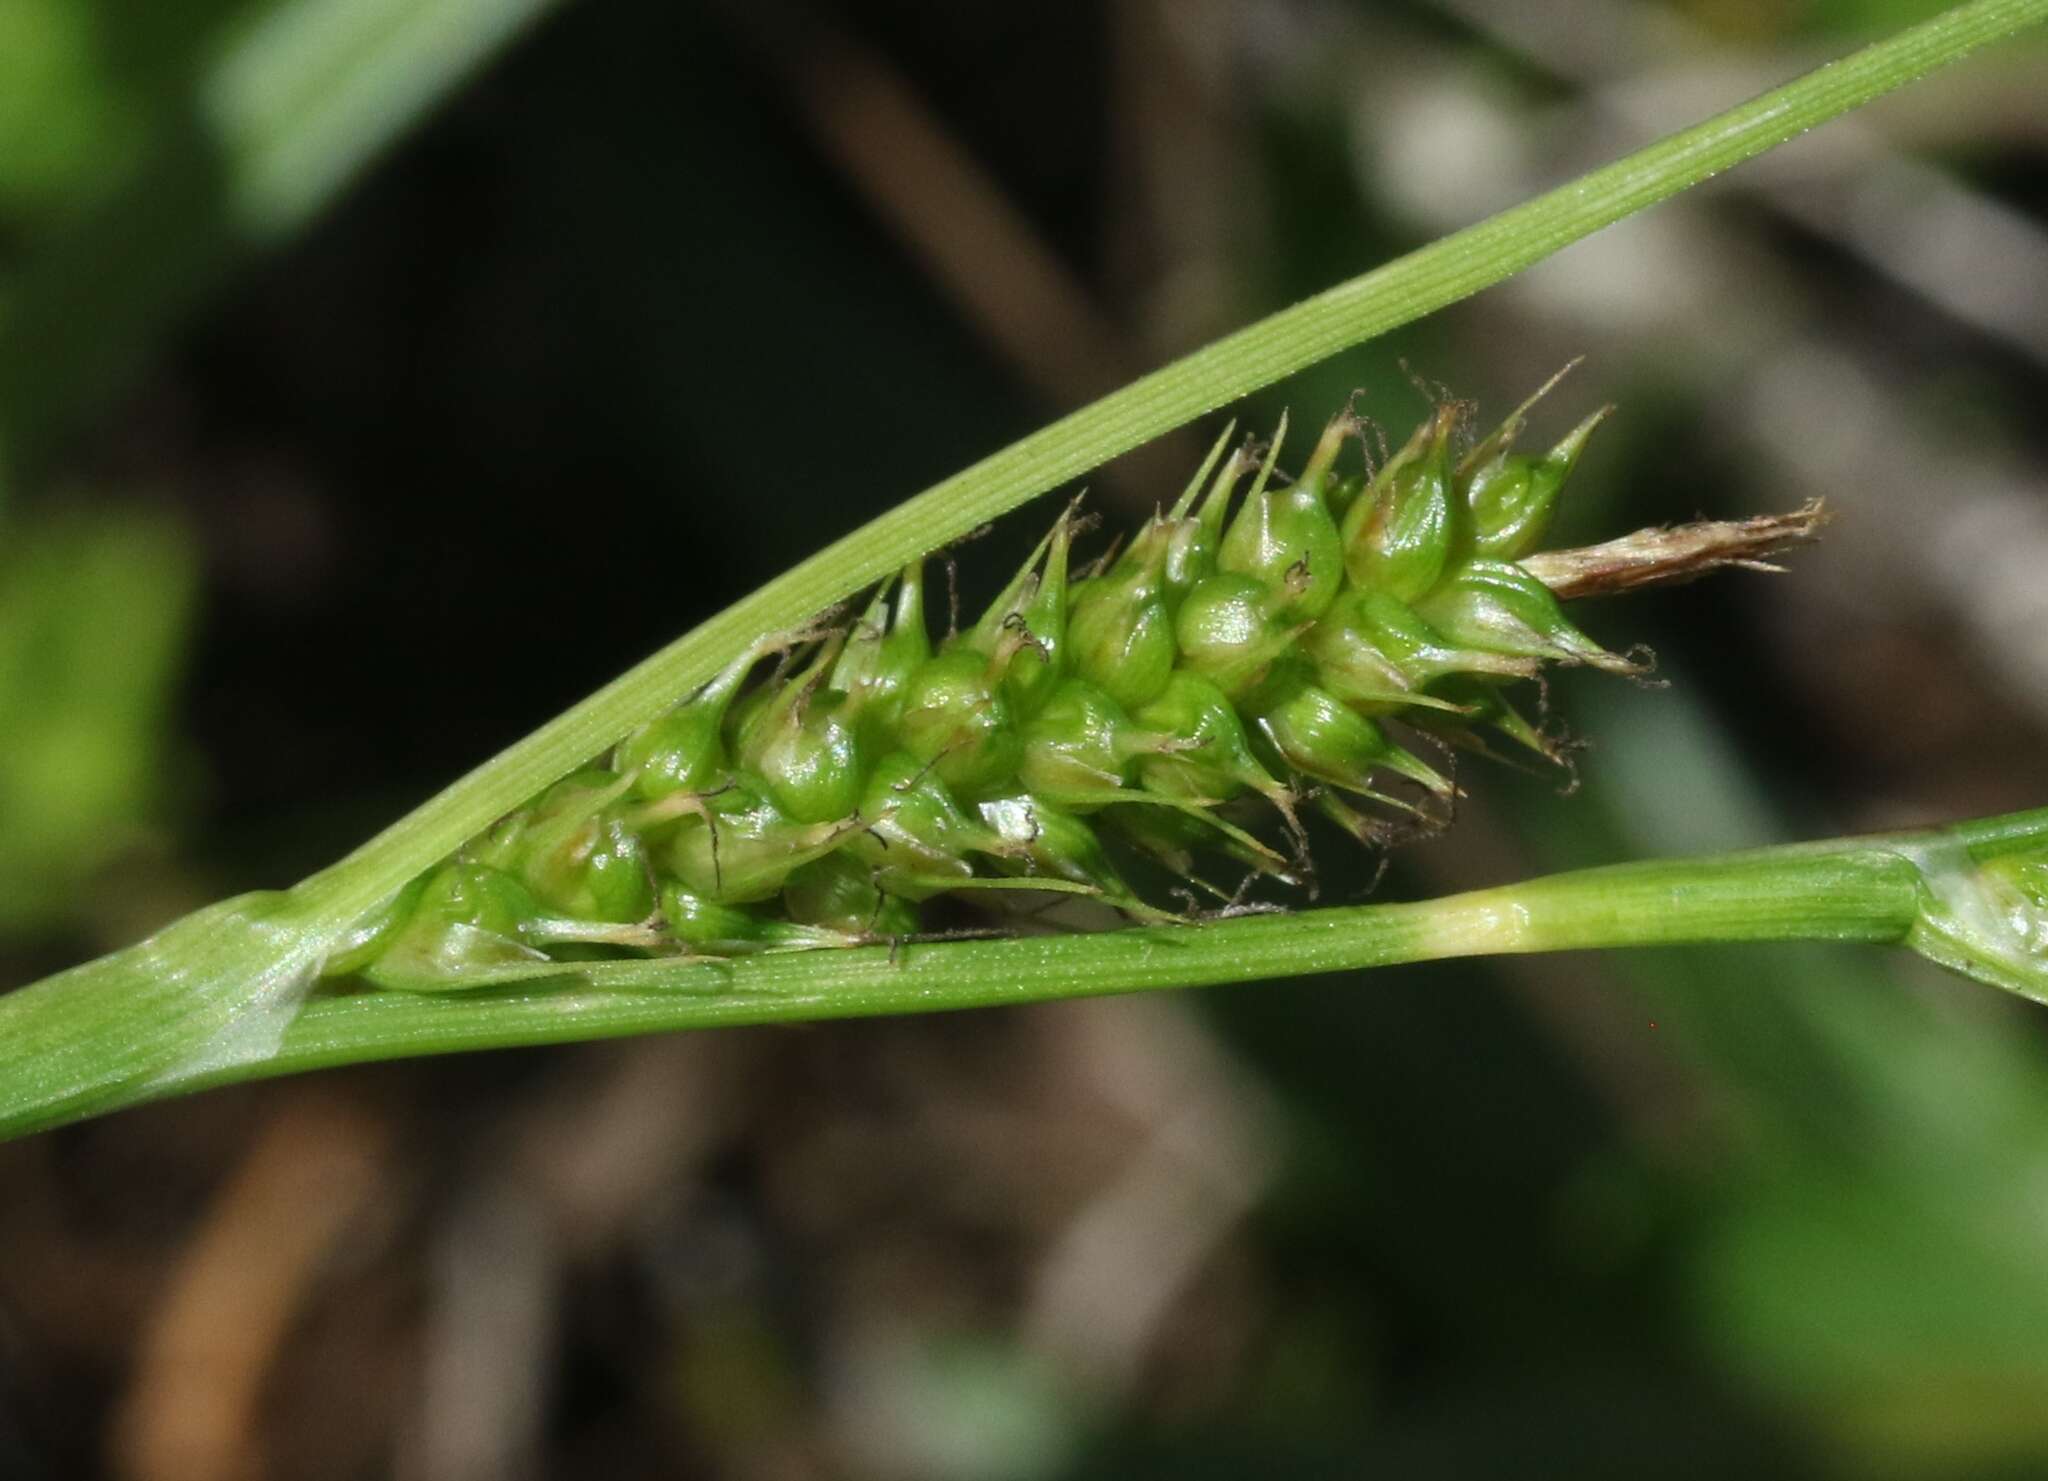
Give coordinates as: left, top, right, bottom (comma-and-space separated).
3, 1, 2047, 1476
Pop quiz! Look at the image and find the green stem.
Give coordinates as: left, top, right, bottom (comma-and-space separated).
54, 807, 2048, 1138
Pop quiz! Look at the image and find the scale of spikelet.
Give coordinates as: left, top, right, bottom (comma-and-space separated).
347, 379, 1638, 991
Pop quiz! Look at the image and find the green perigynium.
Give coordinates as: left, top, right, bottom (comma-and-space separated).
343, 382, 1661, 991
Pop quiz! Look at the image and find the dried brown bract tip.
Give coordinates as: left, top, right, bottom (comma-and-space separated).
1520, 500, 1831, 601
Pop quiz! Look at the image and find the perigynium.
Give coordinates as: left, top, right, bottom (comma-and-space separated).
338, 381, 1817, 992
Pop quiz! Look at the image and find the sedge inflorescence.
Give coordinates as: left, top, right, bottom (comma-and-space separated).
338, 378, 1643, 990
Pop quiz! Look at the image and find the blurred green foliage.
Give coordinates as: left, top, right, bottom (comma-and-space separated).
0, 0, 556, 485
0, 509, 194, 936
0, 0, 133, 214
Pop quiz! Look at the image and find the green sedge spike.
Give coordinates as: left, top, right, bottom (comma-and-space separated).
327, 378, 1817, 987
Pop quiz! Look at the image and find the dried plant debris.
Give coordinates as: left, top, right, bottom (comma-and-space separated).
332, 376, 1821, 989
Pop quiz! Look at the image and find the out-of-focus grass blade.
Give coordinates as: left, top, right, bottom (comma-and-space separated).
0, 0, 562, 481
0, 510, 198, 937
201, 0, 558, 237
